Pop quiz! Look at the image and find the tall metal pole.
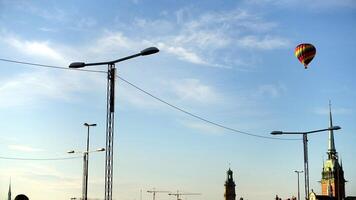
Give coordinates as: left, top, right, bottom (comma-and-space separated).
105, 64, 116, 200
295, 170, 303, 200
303, 134, 309, 200
69, 47, 159, 200
84, 125, 90, 200
82, 152, 87, 200
270, 126, 341, 200
82, 123, 96, 200
297, 171, 300, 200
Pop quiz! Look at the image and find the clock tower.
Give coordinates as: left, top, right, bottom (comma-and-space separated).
224, 168, 236, 200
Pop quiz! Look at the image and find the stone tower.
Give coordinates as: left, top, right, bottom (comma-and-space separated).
224, 168, 236, 200
320, 103, 345, 200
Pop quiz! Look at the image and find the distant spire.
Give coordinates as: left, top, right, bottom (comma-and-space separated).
328, 101, 337, 159
8, 177, 11, 200
322, 156, 325, 170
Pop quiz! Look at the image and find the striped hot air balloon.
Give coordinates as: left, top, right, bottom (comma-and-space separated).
295, 43, 316, 69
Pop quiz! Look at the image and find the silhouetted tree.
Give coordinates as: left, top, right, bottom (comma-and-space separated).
14, 194, 29, 200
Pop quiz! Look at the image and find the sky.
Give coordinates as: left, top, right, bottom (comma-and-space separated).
0, 0, 355, 200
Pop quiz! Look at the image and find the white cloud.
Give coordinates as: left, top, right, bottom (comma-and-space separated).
116, 78, 221, 110
38, 27, 57, 32
1, 164, 81, 190
87, 31, 143, 59
8, 144, 43, 152
0, 70, 103, 108
181, 121, 224, 135
170, 79, 220, 104
117, 81, 162, 109
76, 17, 97, 29
245, 0, 356, 9
255, 83, 287, 98
2, 35, 65, 62
237, 35, 290, 50
128, 8, 289, 68
158, 43, 208, 65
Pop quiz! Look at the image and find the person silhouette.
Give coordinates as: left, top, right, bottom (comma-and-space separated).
14, 194, 29, 200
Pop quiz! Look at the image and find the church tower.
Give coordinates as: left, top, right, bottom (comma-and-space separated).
321, 103, 345, 200
224, 168, 236, 200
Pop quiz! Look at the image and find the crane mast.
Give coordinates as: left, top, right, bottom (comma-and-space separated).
147, 189, 170, 200
168, 191, 201, 200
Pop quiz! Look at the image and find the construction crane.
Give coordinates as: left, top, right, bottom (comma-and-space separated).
168, 191, 201, 200
147, 189, 170, 200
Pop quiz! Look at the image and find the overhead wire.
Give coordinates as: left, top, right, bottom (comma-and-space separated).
0, 58, 300, 141
0, 155, 82, 161
116, 75, 299, 141
0, 58, 106, 74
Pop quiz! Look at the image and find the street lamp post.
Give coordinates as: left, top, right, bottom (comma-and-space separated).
271, 126, 341, 200
69, 47, 159, 200
294, 170, 303, 200
68, 147, 105, 200
83, 123, 97, 200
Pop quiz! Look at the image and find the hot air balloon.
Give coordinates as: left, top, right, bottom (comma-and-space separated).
295, 43, 316, 69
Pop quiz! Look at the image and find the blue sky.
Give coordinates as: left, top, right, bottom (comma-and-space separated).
0, 0, 355, 200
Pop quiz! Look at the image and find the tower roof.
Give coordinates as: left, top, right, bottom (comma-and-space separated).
227, 168, 233, 174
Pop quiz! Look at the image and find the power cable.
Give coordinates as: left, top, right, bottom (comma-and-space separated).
0, 58, 300, 141
0, 58, 106, 74
0, 155, 82, 161
116, 75, 300, 141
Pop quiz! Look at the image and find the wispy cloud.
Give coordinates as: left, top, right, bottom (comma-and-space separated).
88, 31, 138, 56
127, 8, 290, 69
117, 82, 162, 109
0, 70, 103, 108
158, 43, 209, 65
170, 79, 220, 104
245, 0, 356, 10
8, 144, 43, 152
1, 34, 66, 63
314, 107, 353, 115
255, 83, 287, 98
181, 121, 224, 135
115, 78, 222, 112
1, 164, 81, 190
237, 35, 290, 50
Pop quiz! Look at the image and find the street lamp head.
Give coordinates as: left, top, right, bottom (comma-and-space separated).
140, 47, 159, 56
96, 148, 105, 152
84, 123, 97, 127
67, 150, 75, 154
69, 62, 86, 68
271, 131, 283, 135
331, 126, 341, 130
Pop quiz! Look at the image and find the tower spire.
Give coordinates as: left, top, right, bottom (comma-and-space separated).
328, 101, 336, 159
8, 177, 11, 200
321, 102, 345, 200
